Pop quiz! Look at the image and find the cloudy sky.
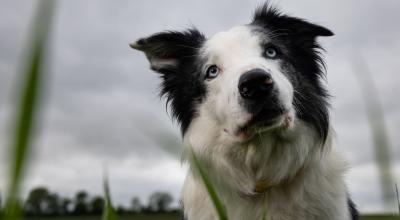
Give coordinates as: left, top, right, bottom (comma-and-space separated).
1, 0, 399, 213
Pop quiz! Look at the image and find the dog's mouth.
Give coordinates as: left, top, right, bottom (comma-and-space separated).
235, 107, 293, 141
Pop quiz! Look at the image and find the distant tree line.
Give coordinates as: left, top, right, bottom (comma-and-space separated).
0, 187, 178, 217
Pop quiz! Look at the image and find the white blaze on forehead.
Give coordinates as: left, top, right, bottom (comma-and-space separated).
202, 26, 263, 67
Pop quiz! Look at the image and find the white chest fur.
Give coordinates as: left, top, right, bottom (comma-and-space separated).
181, 115, 352, 220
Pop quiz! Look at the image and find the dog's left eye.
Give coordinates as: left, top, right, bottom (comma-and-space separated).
205, 65, 220, 79
265, 47, 278, 58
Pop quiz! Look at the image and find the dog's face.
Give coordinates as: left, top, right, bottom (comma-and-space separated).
131, 5, 332, 143
199, 25, 297, 141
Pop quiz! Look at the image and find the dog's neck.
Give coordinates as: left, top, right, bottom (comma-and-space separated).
183, 115, 330, 197
253, 164, 308, 193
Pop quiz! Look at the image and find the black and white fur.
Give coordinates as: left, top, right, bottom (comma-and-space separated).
131, 3, 358, 220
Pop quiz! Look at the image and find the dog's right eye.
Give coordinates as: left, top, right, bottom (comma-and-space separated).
205, 65, 220, 80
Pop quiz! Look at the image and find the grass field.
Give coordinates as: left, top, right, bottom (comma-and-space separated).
24, 213, 400, 220
361, 215, 400, 220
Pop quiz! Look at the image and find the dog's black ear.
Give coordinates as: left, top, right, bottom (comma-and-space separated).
130, 29, 205, 73
252, 3, 333, 40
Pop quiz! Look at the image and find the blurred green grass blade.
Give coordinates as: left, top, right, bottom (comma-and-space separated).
191, 150, 228, 220
261, 197, 268, 220
352, 56, 395, 209
262, 213, 266, 220
396, 183, 400, 215
2, 1, 55, 219
102, 173, 119, 220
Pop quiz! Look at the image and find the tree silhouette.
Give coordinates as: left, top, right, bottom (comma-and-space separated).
24, 187, 50, 216
47, 193, 61, 215
148, 192, 173, 212
131, 197, 142, 213
21, 187, 177, 216
60, 197, 72, 215
73, 191, 89, 215
117, 205, 127, 214
89, 196, 104, 215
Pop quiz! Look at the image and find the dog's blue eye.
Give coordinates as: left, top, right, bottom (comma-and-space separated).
265, 47, 277, 58
205, 65, 220, 79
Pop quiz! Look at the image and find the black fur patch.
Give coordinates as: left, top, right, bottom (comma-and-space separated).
251, 3, 333, 143
348, 198, 359, 220
134, 30, 206, 134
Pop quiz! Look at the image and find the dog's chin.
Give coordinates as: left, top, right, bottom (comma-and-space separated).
234, 108, 294, 142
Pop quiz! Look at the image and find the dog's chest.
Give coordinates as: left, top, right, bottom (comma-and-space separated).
181, 149, 351, 220
182, 172, 348, 220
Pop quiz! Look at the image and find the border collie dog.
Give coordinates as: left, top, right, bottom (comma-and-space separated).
131, 3, 358, 220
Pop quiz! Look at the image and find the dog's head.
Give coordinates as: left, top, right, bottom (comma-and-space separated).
131, 4, 332, 143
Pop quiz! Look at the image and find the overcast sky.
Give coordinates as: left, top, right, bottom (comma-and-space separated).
0, 0, 399, 213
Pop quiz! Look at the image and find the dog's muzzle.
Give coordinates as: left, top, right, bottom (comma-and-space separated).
238, 68, 285, 128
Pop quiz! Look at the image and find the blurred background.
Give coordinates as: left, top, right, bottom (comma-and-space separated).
0, 0, 399, 217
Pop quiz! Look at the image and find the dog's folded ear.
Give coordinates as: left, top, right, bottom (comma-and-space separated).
252, 3, 333, 41
130, 29, 205, 73
280, 19, 333, 38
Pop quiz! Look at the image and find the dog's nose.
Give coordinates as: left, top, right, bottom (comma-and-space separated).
238, 69, 273, 100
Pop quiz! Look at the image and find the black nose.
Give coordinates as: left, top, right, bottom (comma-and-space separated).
238, 69, 273, 100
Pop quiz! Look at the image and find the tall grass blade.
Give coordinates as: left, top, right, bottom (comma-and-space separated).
396, 183, 400, 215
261, 196, 269, 220
2, 1, 55, 219
102, 172, 119, 220
190, 149, 228, 220
352, 56, 395, 209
